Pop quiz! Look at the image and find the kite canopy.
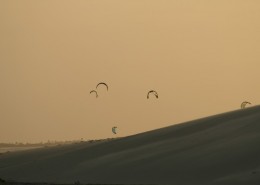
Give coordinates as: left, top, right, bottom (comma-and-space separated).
112, 126, 117, 134
241, 101, 251, 109
90, 90, 98, 98
96, 82, 108, 91
147, 90, 158, 99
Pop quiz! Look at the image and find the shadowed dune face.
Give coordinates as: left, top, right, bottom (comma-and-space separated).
1, 106, 260, 185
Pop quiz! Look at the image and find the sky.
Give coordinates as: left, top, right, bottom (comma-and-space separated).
1, 0, 260, 143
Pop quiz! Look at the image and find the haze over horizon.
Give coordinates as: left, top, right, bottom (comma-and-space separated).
1, 0, 260, 143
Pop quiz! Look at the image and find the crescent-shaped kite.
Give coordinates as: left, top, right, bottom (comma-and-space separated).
241, 101, 251, 109
147, 90, 158, 99
90, 90, 98, 98
96, 82, 108, 91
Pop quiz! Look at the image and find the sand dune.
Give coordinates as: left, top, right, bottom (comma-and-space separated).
1, 106, 260, 185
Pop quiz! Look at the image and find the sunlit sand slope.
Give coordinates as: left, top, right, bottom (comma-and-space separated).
1, 106, 260, 185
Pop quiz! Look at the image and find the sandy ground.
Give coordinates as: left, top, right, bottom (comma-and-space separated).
1, 106, 260, 185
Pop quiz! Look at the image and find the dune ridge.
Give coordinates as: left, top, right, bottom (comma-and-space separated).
1, 106, 260, 185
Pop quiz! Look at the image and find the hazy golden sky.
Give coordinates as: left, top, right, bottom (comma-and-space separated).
1, 0, 260, 143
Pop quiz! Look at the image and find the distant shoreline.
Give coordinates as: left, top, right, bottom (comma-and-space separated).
0, 138, 120, 154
